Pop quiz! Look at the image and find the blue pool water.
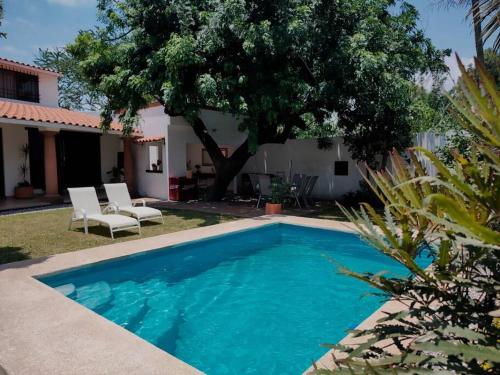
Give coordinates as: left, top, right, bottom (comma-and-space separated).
39, 224, 430, 374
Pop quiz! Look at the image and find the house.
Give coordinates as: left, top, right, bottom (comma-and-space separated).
0, 57, 247, 201
0, 57, 138, 199
0, 57, 371, 204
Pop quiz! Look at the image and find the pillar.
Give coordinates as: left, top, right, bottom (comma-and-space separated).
123, 137, 135, 192
41, 130, 59, 196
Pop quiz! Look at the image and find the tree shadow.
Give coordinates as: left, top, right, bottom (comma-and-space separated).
159, 208, 232, 228
0, 246, 51, 269
73, 225, 141, 239
138, 220, 163, 228
0, 246, 29, 264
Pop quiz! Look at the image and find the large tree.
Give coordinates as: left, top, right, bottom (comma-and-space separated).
0, 0, 6, 39
70, 0, 446, 200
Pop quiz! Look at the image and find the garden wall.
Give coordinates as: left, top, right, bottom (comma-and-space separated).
242, 132, 447, 200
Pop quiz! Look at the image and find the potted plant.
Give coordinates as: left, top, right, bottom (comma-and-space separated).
186, 160, 193, 179
14, 144, 34, 199
265, 179, 287, 215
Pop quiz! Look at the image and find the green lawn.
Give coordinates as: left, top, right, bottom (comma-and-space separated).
0, 208, 236, 265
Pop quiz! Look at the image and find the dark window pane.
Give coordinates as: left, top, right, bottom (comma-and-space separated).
334, 161, 349, 176
0, 68, 39, 102
0, 69, 17, 99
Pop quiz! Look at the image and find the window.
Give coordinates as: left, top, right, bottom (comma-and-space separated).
0, 69, 39, 103
147, 144, 163, 172
334, 161, 349, 176
202, 148, 228, 166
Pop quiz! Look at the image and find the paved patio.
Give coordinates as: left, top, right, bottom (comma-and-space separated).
153, 199, 321, 218
1, 194, 323, 218
0, 196, 53, 212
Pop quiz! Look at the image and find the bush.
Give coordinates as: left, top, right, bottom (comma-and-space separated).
315, 56, 500, 374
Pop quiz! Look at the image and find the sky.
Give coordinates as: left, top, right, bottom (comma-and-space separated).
0, 0, 488, 87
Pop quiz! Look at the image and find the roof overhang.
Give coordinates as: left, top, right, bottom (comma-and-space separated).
0, 117, 126, 135
0, 58, 62, 77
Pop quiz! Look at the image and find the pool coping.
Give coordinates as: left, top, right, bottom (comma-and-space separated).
0, 215, 391, 374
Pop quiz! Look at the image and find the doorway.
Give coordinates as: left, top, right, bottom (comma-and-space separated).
57, 131, 102, 192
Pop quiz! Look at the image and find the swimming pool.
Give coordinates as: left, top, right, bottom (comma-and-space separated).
39, 223, 428, 374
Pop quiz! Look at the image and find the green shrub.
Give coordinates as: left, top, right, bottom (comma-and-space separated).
316, 56, 500, 374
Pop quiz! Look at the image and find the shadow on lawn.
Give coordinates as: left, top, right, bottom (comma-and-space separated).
0, 246, 51, 269
161, 209, 232, 227
0, 246, 29, 264
73, 225, 141, 239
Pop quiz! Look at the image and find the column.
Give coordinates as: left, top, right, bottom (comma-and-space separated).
41, 130, 59, 197
123, 137, 135, 192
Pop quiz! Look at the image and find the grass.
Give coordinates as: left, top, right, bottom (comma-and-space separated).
0, 207, 237, 265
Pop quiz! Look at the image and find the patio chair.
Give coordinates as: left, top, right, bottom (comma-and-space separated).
256, 174, 272, 208
68, 187, 140, 239
303, 176, 319, 208
288, 174, 306, 208
104, 183, 164, 225
248, 173, 260, 196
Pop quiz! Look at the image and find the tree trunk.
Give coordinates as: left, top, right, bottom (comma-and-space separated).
191, 116, 252, 201
472, 0, 485, 63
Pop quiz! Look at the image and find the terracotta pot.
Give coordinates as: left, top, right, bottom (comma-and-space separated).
186, 170, 193, 179
265, 203, 282, 215
14, 185, 34, 199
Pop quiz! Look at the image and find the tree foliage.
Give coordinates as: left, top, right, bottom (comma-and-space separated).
69, 0, 447, 198
315, 56, 500, 374
0, 0, 6, 39
34, 47, 105, 111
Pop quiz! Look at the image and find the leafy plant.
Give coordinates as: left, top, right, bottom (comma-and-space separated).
17, 144, 30, 187
270, 179, 289, 205
315, 56, 500, 374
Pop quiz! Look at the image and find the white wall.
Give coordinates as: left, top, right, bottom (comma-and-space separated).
100, 134, 122, 183
168, 110, 247, 178
413, 132, 447, 177
0, 124, 29, 196
38, 72, 59, 107
134, 142, 168, 199
186, 143, 236, 174
137, 105, 170, 137
242, 137, 366, 199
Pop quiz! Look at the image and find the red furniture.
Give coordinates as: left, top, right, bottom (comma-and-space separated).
169, 177, 197, 201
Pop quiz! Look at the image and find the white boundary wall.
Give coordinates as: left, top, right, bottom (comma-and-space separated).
242, 137, 366, 199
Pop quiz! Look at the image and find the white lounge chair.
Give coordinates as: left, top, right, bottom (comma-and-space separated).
68, 187, 141, 239
104, 183, 164, 225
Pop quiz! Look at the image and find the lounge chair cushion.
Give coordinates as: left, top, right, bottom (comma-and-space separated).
119, 206, 162, 220
87, 213, 139, 228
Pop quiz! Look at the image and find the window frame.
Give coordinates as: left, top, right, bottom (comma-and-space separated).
0, 68, 40, 103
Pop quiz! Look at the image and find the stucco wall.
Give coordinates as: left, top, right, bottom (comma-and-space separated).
0, 124, 29, 196
414, 132, 447, 177
242, 138, 366, 199
186, 143, 236, 174
100, 134, 122, 184
38, 72, 59, 107
134, 142, 168, 199
168, 110, 247, 178
137, 105, 170, 137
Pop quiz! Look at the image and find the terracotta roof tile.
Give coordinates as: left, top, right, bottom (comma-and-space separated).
134, 135, 165, 143
0, 100, 141, 135
0, 57, 60, 75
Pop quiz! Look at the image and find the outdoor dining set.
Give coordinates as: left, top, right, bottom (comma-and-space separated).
248, 173, 319, 209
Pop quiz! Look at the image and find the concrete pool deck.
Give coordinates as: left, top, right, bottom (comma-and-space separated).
0, 215, 393, 374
